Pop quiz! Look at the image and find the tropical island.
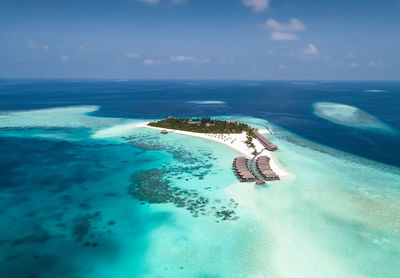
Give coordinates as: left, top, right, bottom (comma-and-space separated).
146, 117, 285, 183
148, 117, 254, 135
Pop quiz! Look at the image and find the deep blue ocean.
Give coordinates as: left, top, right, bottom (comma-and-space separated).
0, 79, 399, 278
1, 80, 399, 166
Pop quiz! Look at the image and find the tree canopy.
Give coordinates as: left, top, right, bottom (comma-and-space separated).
148, 118, 254, 135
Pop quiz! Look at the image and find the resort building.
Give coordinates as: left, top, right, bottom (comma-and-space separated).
232, 155, 279, 183
252, 130, 278, 151
255, 156, 279, 181
232, 157, 257, 182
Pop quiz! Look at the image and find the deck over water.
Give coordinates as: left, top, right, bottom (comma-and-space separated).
232, 157, 256, 182
232, 130, 279, 183
252, 130, 278, 151
255, 156, 280, 181
233, 155, 279, 183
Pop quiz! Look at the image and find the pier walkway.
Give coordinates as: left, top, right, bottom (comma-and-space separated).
252, 130, 278, 151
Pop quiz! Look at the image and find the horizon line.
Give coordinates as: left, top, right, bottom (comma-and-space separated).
1, 77, 400, 82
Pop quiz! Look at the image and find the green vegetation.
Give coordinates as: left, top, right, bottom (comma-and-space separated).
245, 134, 257, 155
245, 134, 255, 148
148, 117, 254, 135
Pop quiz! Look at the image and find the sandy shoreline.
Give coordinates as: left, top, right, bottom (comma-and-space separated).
91, 120, 291, 178
138, 122, 291, 178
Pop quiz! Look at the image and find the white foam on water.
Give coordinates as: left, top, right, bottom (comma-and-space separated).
187, 100, 226, 105
363, 89, 387, 93
313, 102, 396, 133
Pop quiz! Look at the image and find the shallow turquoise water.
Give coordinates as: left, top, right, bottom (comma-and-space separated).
231, 128, 400, 277
0, 107, 399, 277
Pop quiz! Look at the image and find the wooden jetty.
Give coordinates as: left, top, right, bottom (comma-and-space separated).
232, 157, 257, 182
252, 130, 278, 151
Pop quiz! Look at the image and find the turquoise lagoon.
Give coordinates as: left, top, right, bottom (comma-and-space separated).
0, 106, 399, 277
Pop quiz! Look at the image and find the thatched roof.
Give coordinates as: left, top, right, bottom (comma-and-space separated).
252, 130, 278, 151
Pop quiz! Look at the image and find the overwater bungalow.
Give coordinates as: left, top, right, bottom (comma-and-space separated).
232, 157, 256, 182
255, 156, 279, 181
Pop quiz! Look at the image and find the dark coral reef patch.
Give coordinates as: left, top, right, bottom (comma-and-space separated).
129, 169, 238, 221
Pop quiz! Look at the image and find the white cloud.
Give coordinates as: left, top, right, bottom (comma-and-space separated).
345, 53, 356, 59
61, 55, 70, 61
368, 60, 384, 67
142, 55, 211, 66
270, 31, 299, 41
137, 0, 186, 5
265, 18, 306, 31
27, 40, 38, 48
265, 18, 305, 41
349, 62, 360, 68
278, 64, 286, 70
27, 40, 52, 50
170, 55, 211, 63
171, 55, 196, 62
143, 59, 155, 65
303, 44, 319, 56
137, 0, 159, 4
220, 59, 236, 65
79, 45, 85, 50
125, 53, 141, 59
293, 44, 319, 59
242, 0, 270, 12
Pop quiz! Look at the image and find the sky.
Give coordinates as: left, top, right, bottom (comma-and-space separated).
0, 0, 399, 80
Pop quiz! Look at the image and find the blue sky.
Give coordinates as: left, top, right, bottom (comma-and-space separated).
0, 0, 399, 80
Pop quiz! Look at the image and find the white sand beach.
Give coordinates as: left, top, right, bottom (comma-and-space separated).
140, 122, 291, 178
91, 120, 291, 178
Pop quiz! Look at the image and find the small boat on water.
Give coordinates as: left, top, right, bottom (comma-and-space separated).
161, 129, 168, 134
